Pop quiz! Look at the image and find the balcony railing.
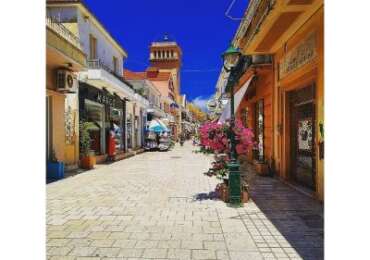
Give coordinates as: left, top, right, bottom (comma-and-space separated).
46, 16, 83, 50
88, 59, 132, 87
87, 59, 152, 101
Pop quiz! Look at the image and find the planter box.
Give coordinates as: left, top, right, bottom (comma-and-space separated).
47, 162, 64, 180
254, 161, 269, 175
216, 183, 249, 203
80, 156, 96, 169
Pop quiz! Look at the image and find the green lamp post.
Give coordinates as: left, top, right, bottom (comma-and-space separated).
222, 44, 243, 205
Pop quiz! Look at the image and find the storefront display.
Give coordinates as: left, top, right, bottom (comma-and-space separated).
127, 115, 133, 149
110, 107, 124, 152
79, 82, 126, 160
85, 99, 105, 155
289, 85, 316, 190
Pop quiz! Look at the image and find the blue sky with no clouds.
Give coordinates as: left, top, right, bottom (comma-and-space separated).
83, 0, 249, 110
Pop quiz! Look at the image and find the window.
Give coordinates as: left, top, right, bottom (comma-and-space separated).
171, 50, 174, 58
89, 34, 97, 59
241, 107, 249, 128
166, 50, 169, 59
255, 100, 264, 161
112, 56, 118, 74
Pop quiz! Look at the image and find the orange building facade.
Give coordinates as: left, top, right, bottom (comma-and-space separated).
231, 0, 324, 201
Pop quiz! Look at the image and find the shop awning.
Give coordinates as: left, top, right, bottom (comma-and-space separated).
148, 119, 170, 133
218, 75, 254, 124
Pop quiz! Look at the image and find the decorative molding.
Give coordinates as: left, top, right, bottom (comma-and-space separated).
279, 32, 316, 79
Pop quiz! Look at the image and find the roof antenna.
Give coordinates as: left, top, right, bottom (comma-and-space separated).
225, 0, 244, 21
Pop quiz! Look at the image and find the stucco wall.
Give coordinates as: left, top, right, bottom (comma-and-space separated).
47, 90, 66, 162
47, 6, 124, 76
76, 9, 124, 75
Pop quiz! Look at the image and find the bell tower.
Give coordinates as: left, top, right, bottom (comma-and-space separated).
149, 35, 182, 102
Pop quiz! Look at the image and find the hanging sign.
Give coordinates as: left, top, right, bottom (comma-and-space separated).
279, 32, 317, 79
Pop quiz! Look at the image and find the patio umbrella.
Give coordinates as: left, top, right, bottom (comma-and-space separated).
148, 119, 169, 133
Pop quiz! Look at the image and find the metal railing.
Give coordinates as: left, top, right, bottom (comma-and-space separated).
46, 16, 83, 50
87, 59, 152, 101
87, 59, 129, 85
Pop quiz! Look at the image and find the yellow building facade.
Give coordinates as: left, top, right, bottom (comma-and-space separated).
233, 0, 324, 201
46, 16, 86, 170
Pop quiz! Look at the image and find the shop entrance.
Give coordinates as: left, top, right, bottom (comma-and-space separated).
85, 100, 105, 155
289, 85, 316, 190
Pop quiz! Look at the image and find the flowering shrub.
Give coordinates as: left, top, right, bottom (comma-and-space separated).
198, 119, 254, 158
204, 158, 228, 179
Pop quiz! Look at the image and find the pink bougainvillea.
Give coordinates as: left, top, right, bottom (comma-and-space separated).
199, 119, 255, 158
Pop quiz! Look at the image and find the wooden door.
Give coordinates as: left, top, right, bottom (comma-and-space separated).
290, 85, 316, 190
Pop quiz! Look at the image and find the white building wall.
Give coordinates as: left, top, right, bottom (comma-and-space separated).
47, 6, 125, 76
76, 8, 124, 75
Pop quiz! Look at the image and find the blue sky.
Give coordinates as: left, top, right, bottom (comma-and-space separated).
84, 0, 249, 109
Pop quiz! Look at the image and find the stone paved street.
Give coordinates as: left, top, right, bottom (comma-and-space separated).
47, 143, 323, 260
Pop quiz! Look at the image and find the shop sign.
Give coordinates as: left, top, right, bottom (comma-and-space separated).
279, 32, 316, 79
96, 91, 115, 107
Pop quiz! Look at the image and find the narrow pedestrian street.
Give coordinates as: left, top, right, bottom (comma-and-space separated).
47, 143, 323, 260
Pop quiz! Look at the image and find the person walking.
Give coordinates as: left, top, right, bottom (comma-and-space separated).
107, 122, 116, 161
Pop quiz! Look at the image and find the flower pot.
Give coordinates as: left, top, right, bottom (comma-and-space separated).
47, 161, 64, 180
254, 161, 269, 175
80, 155, 96, 169
217, 183, 229, 202
241, 191, 249, 203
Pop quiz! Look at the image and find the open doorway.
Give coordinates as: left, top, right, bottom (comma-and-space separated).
289, 84, 316, 191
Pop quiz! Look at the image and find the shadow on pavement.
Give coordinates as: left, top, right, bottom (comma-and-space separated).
192, 191, 219, 201
242, 163, 324, 260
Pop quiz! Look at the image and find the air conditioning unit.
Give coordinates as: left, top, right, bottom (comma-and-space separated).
56, 69, 77, 93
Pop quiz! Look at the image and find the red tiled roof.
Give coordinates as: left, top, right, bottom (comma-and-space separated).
123, 68, 171, 82
123, 69, 146, 80
146, 67, 159, 72
148, 72, 171, 81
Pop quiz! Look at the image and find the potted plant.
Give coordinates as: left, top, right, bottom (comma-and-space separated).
47, 149, 64, 180
79, 120, 96, 169
254, 159, 269, 175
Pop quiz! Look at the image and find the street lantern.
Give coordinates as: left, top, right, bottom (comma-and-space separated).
222, 45, 242, 71
221, 44, 243, 205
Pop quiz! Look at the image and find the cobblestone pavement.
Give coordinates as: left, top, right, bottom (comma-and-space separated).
47, 142, 323, 260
